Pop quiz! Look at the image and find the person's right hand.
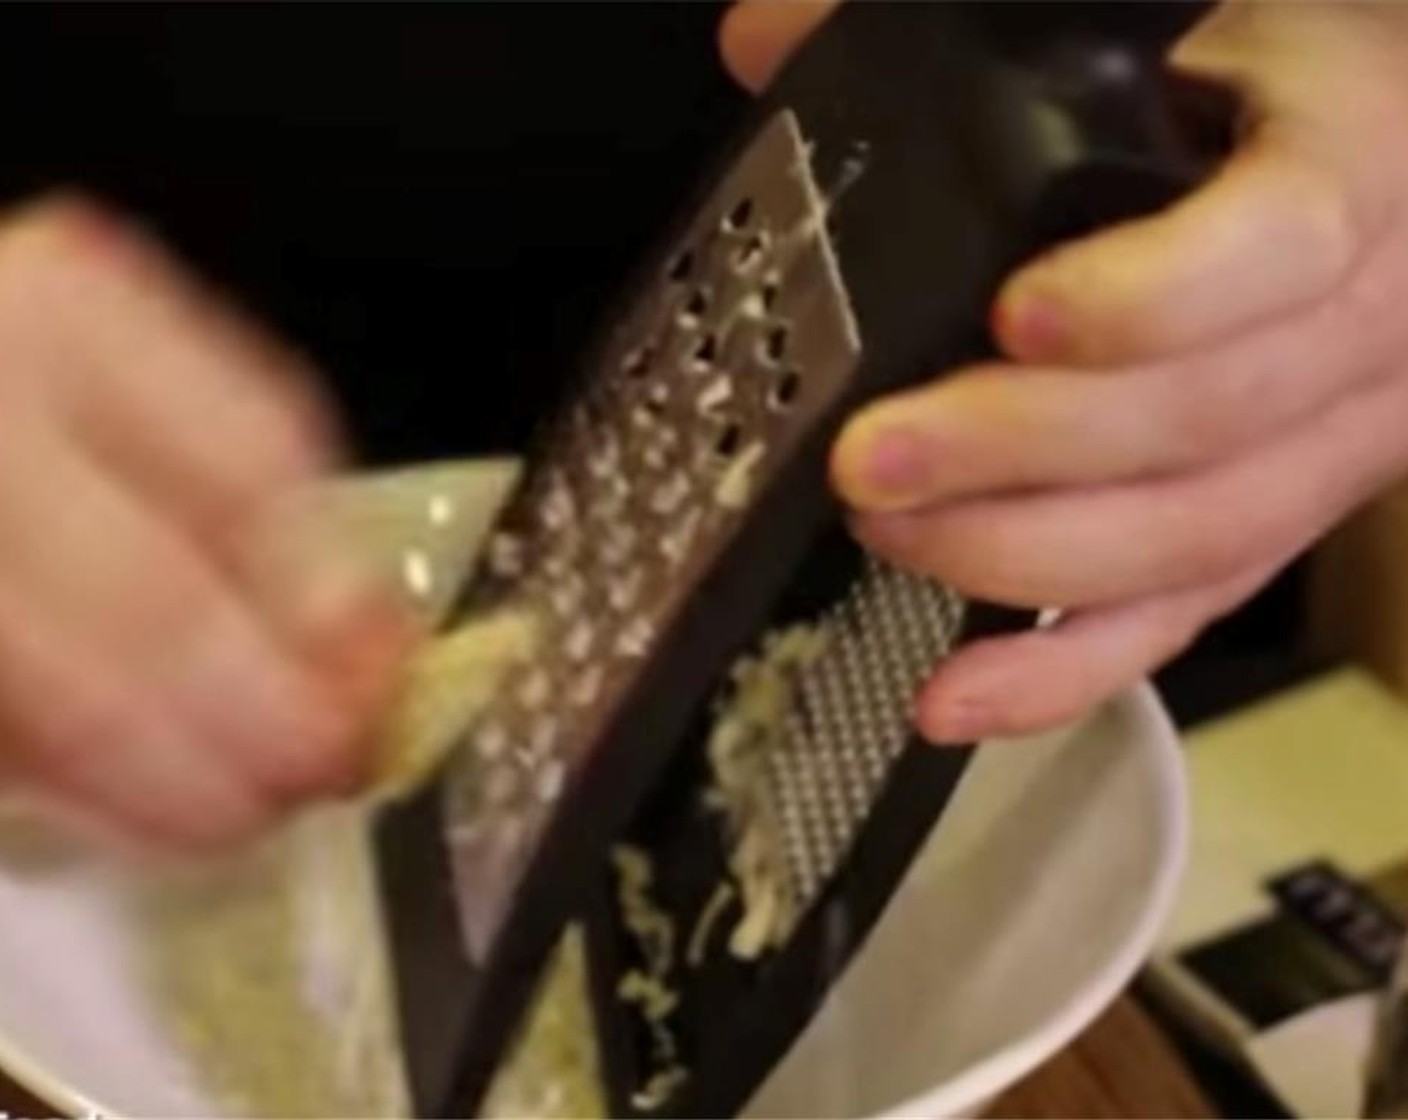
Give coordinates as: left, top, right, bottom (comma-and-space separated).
724, 1, 1408, 745
0, 195, 415, 855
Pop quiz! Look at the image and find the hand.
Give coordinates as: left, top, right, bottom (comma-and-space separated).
722, 2, 1408, 743
0, 196, 415, 854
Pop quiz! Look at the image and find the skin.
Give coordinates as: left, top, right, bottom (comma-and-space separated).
0, 197, 416, 855
721, 0, 1408, 745
2, 1, 1406, 851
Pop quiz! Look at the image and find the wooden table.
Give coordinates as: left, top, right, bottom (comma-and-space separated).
0, 1068, 44, 1117
986, 996, 1215, 1119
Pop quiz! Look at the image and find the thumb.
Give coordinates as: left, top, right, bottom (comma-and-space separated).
718, 0, 836, 93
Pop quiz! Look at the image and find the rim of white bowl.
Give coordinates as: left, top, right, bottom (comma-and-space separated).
873, 681, 1188, 1120
1, 1044, 101, 1118
0, 682, 1185, 1120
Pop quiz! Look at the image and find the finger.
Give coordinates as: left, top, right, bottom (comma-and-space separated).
237, 488, 425, 760
0, 428, 362, 804
992, 137, 1364, 367
0, 588, 275, 851
833, 235, 1406, 513
914, 559, 1279, 744
0, 196, 341, 544
853, 363, 1408, 609
718, 0, 835, 92
0, 196, 398, 702
0, 777, 200, 865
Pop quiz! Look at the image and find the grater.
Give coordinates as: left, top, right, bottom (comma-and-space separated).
373, 3, 1233, 1116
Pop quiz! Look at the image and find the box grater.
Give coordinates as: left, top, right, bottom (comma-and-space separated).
373, 3, 1233, 1116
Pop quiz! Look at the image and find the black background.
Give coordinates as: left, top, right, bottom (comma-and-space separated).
0, 0, 1306, 700
0, 2, 744, 461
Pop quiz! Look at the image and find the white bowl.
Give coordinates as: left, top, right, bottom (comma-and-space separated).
746, 682, 1186, 1119
0, 685, 1184, 1120
0, 462, 1187, 1119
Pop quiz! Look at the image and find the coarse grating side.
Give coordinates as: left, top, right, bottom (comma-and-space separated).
435, 108, 863, 963
763, 559, 965, 919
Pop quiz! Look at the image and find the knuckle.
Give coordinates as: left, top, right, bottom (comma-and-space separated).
30, 693, 143, 776
242, 400, 328, 491
1292, 169, 1360, 279
1182, 519, 1259, 585
1160, 391, 1229, 465
197, 384, 334, 531
1099, 298, 1168, 363
1156, 365, 1261, 465
106, 557, 219, 650
933, 534, 1047, 609
299, 733, 368, 796
251, 729, 366, 803
152, 795, 272, 853
1325, 249, 1403, 359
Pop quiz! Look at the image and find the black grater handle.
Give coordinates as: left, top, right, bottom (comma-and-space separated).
757, 0, 1234, 412
591, 6, 1239, 1119
723, 0, 1239, 683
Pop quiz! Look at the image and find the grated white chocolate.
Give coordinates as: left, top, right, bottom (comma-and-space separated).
704, 624, 828, 959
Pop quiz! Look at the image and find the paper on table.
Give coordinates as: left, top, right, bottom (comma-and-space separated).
1248, 995, 1376, 1119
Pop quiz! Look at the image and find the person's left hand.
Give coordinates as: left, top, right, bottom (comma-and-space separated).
720, 1, 1408, 745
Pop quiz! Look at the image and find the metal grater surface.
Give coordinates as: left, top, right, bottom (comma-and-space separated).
693, 555, 964, 962
440, 108, 864, 963
596, 555, 969, 1114
766, 560, 965, 915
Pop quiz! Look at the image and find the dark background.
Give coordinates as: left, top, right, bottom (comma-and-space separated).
0, 3, 745, 461
0, 1, 1309, 704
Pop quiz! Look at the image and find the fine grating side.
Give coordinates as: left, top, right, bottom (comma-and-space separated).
436, 108, 863, 963
602, 554, 969, 1109
767, 559, 965, 913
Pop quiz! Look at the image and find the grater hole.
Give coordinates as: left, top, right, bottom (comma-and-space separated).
622, 346, 653, 380
667, 249, 695, 282
692, 333, 718, 371
679, 286, 711, 325
761, 275, 781, 312
769, 369, 802, 411
734, 233, 768, 272
714, 421, 743, 460
580, 394, 606, 428
760, 324, 790, 365
725, 196, 755, 231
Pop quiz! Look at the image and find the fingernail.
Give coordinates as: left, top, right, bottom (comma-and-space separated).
919, 693, 992, 746
839, 420, 931, 509
992, 286, 1068, 361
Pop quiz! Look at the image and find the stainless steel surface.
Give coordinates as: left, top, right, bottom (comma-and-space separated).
437, 108, 863, 962
768, 561, 963, 915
